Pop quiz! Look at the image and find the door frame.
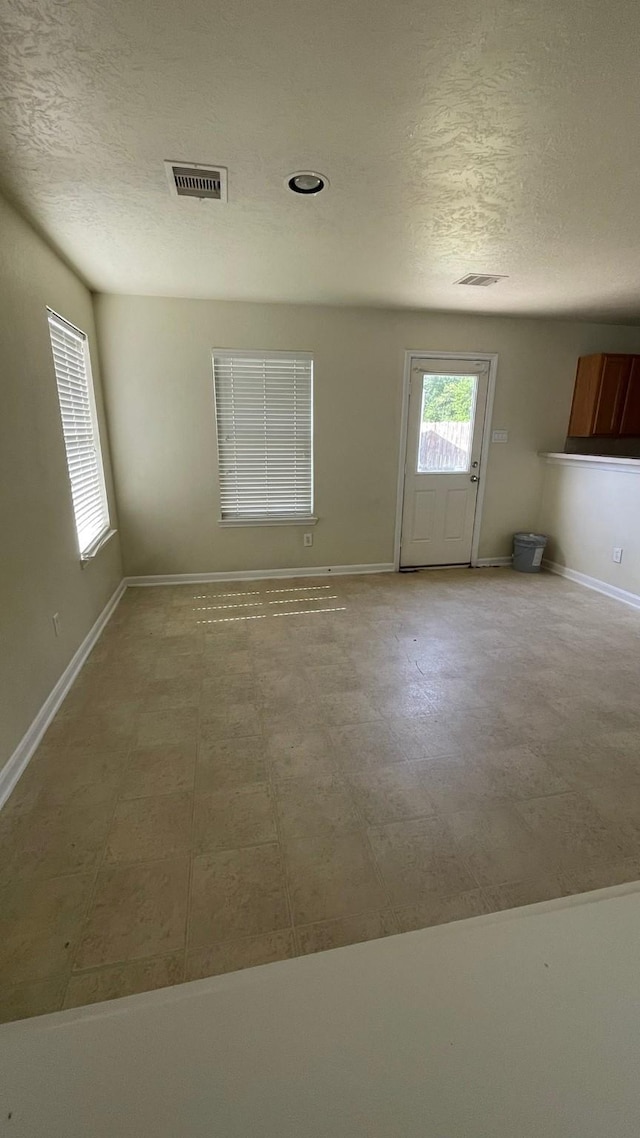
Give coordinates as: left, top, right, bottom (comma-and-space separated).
393, 349, 499, 571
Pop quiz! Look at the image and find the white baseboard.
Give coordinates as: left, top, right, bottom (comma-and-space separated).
125, 563, 395, 587
473, 557, 512, 567
0, 580, 127, 811
543, 559, 640, 611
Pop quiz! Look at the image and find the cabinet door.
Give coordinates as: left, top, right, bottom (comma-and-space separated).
592, 355, 630, 435
568, 355, 604, 436
619, 357, 640, 436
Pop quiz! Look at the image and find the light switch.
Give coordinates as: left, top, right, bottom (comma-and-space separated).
492, 430, 508, 443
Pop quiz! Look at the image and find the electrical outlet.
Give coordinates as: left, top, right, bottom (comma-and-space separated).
52, 612, 61, 637
303, 532, 313, 548
613, 547, 623, 564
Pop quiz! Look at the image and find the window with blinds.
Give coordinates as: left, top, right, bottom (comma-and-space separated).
47, 311, 110, 558
213, 351, 314, 521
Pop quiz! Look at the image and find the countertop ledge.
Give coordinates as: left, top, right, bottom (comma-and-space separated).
540, 452, 640, 473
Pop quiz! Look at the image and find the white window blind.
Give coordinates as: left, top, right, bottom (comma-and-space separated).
213, 351, 313, 520
47, 311, 110, 557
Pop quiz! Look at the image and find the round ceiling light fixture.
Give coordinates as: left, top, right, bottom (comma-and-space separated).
287, 171, 329, 195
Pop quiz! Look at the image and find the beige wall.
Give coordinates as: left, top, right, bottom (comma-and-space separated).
0, 195, 122, 772
539, 459, 640, 596
96, 293, 640, 576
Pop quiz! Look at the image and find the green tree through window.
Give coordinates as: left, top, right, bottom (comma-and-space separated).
421, 376, 474, 423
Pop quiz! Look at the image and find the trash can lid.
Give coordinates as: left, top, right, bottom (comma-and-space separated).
513, 532, 547, 543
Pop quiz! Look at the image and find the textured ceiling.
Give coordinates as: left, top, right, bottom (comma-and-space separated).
2, 0, 640, 318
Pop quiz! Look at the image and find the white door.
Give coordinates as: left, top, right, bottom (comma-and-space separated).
400, 358, 490, 568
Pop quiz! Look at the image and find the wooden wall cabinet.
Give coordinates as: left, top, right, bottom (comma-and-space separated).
568, 353, 640, 437
620, 357, 640, 436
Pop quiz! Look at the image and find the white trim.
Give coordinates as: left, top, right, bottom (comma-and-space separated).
0, 580, 126, 812
394, 350, 499, 571
470, 356, 499, 565
80, 527, 118, 565
125, 563, 395, 587
543, 559, 640, 611
541, 452, 640, 474
218, 516, 318, 528
211, 348, 313, 361
393, 354, 412, 572
474, 556, 512, 567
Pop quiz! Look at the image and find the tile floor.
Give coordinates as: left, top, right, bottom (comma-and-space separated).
2, 568, 640, 1023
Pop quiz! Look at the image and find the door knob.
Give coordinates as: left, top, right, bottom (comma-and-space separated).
470, 475, 479, 482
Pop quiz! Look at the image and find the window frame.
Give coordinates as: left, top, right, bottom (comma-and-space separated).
47, 309, 113, 562
212, 348, 316, 527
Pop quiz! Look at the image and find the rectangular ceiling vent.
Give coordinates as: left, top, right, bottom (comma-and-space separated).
456, 274, 507, 287
164, 161, 228, 201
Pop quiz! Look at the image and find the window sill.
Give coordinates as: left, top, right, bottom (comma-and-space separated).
218, 516, 318, 528
80, 527, 118, 566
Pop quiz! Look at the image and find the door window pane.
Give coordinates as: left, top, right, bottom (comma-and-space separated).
418, 374, 477, 473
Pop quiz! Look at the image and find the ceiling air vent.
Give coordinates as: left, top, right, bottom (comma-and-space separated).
164, 161, 228, 201
456, 274, 507, 287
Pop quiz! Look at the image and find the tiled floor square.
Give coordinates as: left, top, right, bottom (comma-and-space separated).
75, 858, 190, 969
189, 843, 289, 946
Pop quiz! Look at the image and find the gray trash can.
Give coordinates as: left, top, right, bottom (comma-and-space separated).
512, 532, 547, 573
